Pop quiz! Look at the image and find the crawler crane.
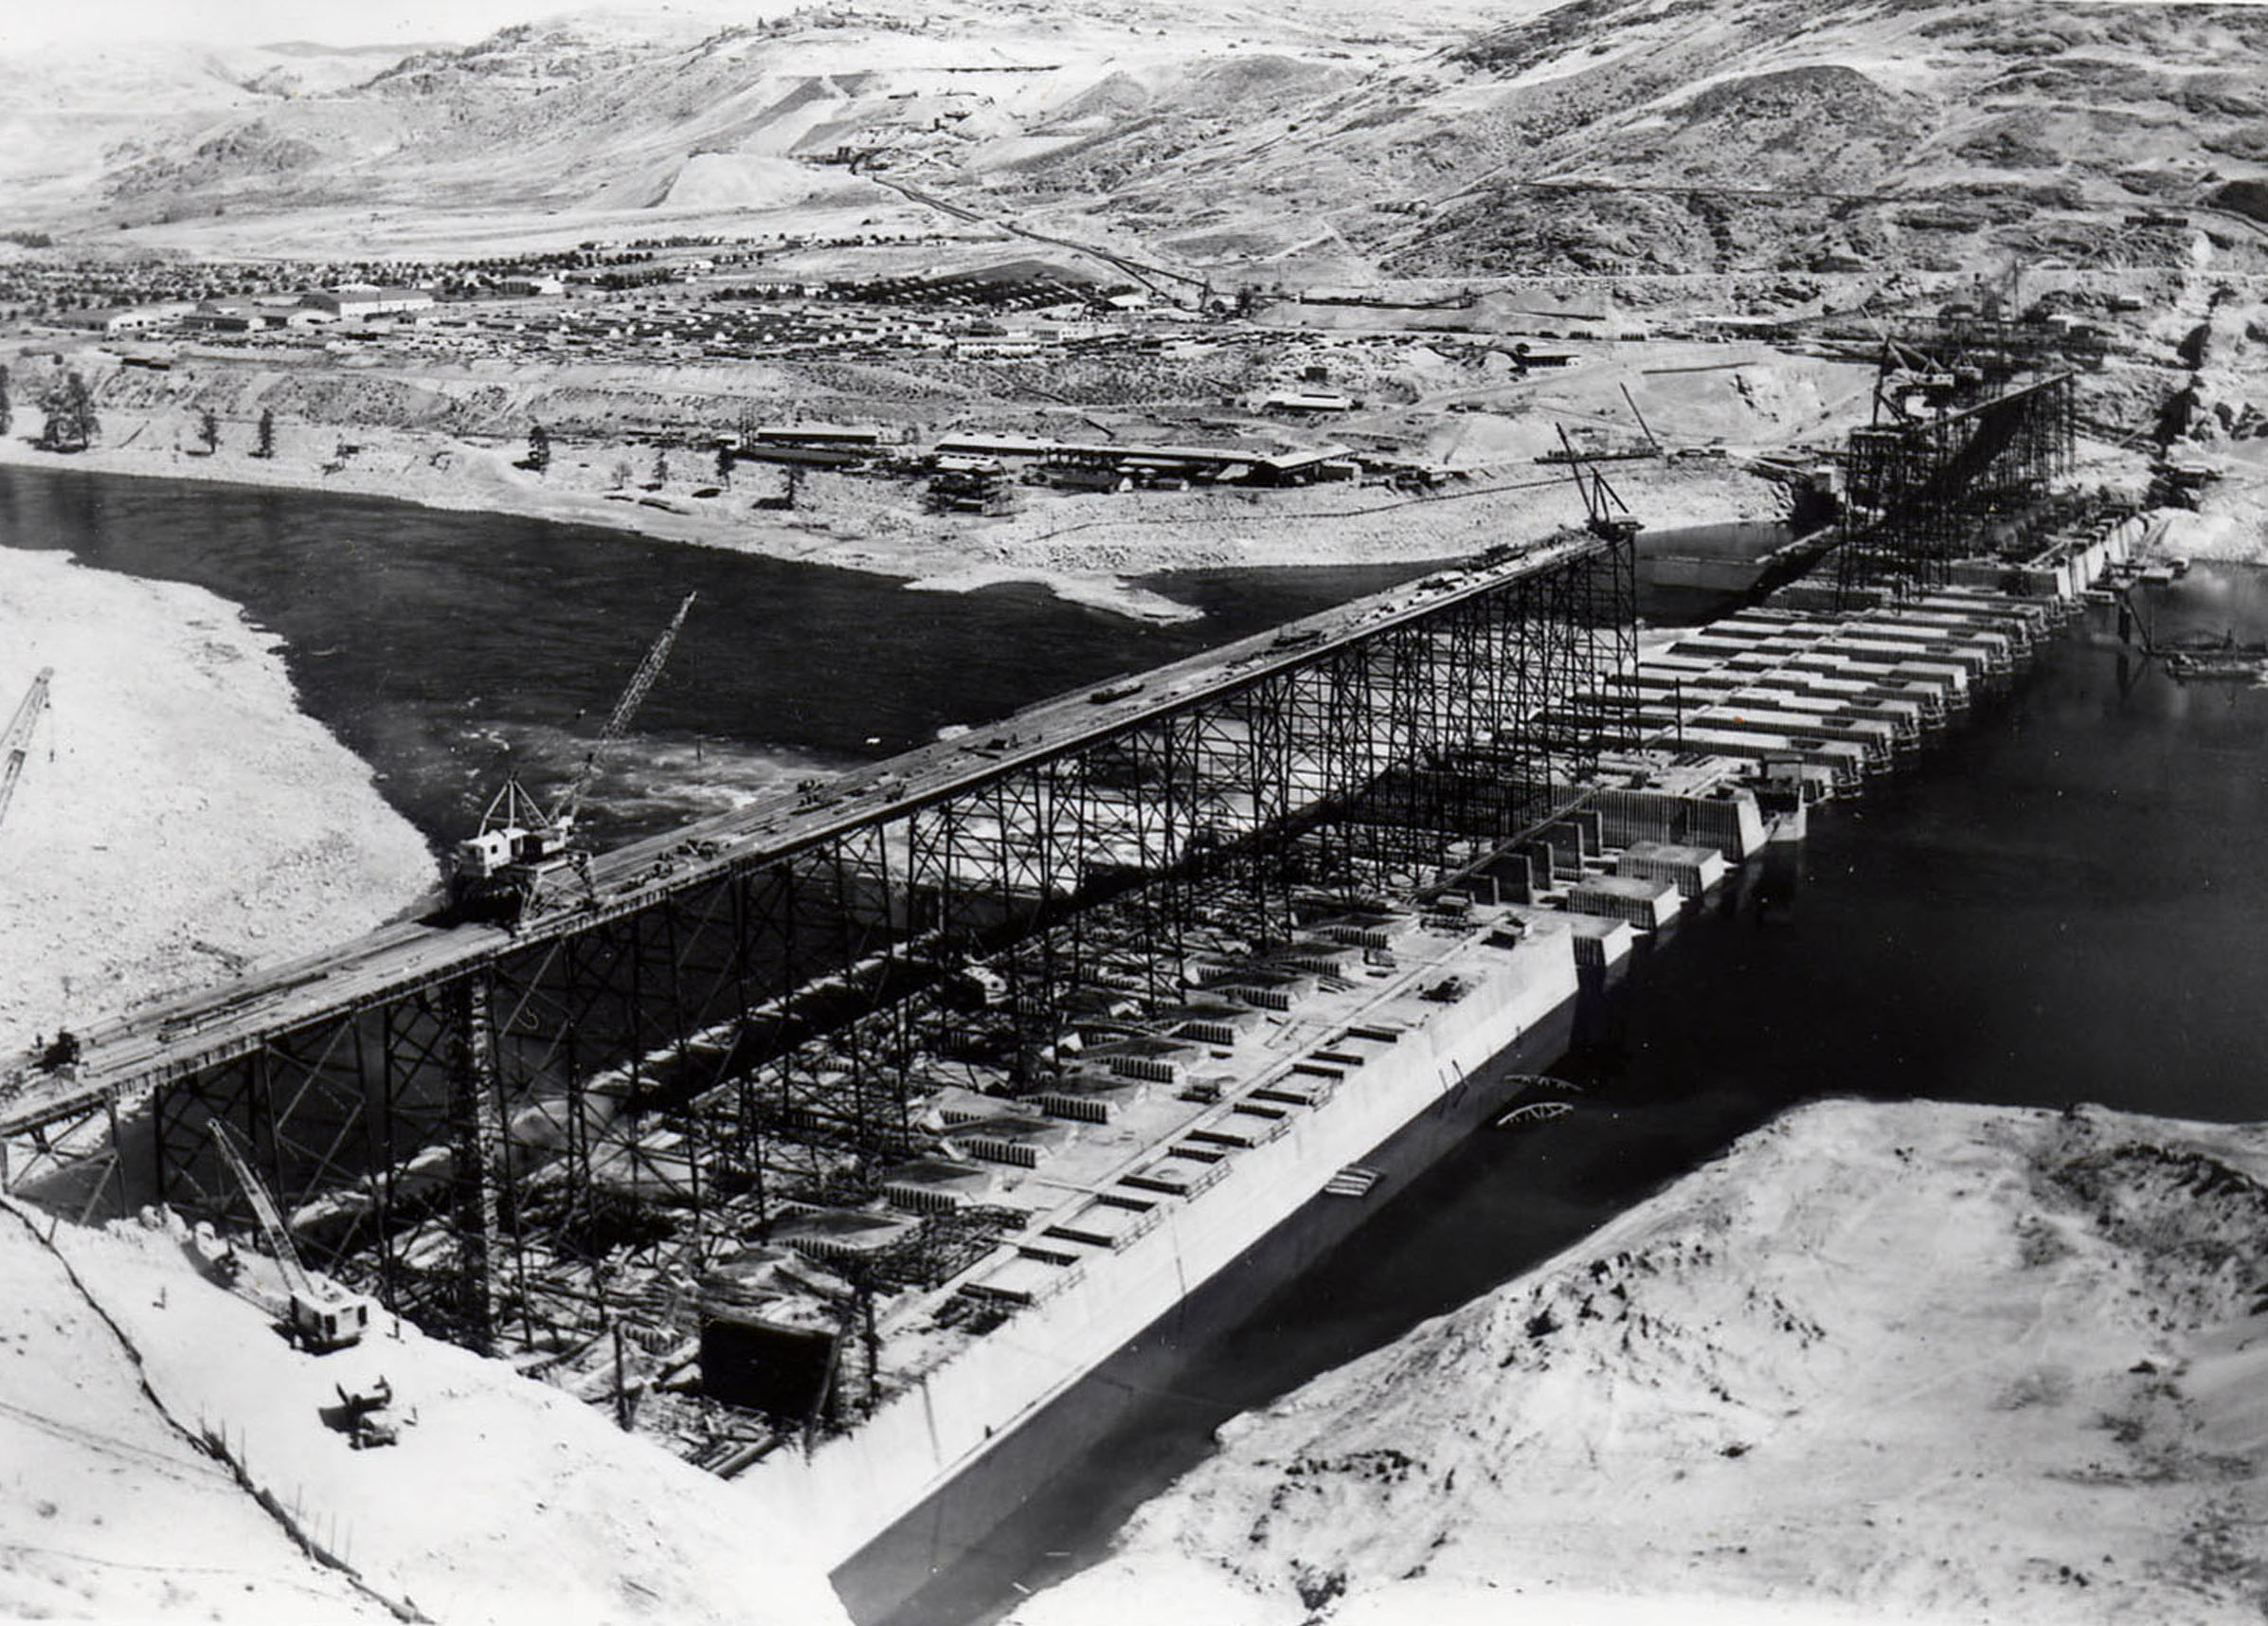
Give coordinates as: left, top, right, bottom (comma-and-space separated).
209, 1120, 373, 1352
450, 593, 697, 922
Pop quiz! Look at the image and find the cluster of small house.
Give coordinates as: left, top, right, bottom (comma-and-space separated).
59, 263, 1438, 410
66, 277, 1176, 370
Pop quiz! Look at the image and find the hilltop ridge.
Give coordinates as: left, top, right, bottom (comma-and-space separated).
2, 0, 2261, 284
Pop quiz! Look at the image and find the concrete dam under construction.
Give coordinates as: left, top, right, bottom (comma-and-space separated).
0, 357, 2135, 1603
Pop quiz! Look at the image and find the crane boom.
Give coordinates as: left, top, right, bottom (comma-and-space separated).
452, 592, 699, 922
544, 591, 697, 832
0, 667, 54, 835
209, 1120, 315, 1296
209, 1119, 374, 1351
1616, 381, 1662, 455
1556, 425, 1632, 537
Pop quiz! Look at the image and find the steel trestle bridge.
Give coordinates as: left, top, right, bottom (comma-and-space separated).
3, 529, 1636, 1354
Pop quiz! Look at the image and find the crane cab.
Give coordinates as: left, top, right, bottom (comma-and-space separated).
448, 776, 583, 921
453, 826, 518, 881
453, 820, 571, 880
290, 1284, 373, 1353
207, 1119, 378, 1356
454, 775, 570, 878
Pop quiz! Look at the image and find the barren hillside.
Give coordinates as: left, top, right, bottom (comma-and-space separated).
0, 0, 1472, 240
8, 0, 2260, 284
1014, 1097, 2268, 1625
3, 0, 2247, 288
0, 39, 440, 221
973, 0, 2268, 283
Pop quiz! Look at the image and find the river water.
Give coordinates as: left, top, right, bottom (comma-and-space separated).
8, 463, 2267, 1620
0, 464, 1437, 854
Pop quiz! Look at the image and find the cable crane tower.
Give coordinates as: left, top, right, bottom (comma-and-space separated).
451, 592, 697, 922
0, 667, 54, 838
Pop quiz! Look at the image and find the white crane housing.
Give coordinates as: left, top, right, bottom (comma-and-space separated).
451, 592, 697, 919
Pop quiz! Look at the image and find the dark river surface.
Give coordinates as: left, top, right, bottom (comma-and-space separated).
7, 462, 2268, 1621
0, 463, 1443, 854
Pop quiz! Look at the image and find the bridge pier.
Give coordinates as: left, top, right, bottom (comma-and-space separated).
446, 973, 502, 1356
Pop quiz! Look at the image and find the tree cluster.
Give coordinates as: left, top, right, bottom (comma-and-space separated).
36, 371, 98, 453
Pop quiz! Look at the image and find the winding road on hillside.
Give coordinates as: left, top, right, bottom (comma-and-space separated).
856, 166, 1212, 300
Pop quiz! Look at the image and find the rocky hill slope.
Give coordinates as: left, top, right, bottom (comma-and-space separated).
970, 0, 2268, 282
0, 39, 440, 224
5, 0, 2262, 282
1013, 1097, 2268, 1625
0, 0, 1473, 236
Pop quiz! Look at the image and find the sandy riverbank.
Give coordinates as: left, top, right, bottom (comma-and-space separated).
0, 388, 1790, 625
0, 548, 437, 1057
1016, 1096, 2268, 1625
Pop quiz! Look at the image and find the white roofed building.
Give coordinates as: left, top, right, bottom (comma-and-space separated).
301, 284, 435, 317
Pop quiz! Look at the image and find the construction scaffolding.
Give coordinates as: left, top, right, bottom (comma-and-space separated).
7, 531, 1636, 1364
1834, 370, 2078, 603
1863, 315, 2102, 417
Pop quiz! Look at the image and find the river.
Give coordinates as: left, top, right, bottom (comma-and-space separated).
7, 463, 2265, 1623
0, 464, 1447, 853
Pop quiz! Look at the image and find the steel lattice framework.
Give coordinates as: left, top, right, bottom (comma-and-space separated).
5, 533, 1633, 1355
1834, 370, 2079, 604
